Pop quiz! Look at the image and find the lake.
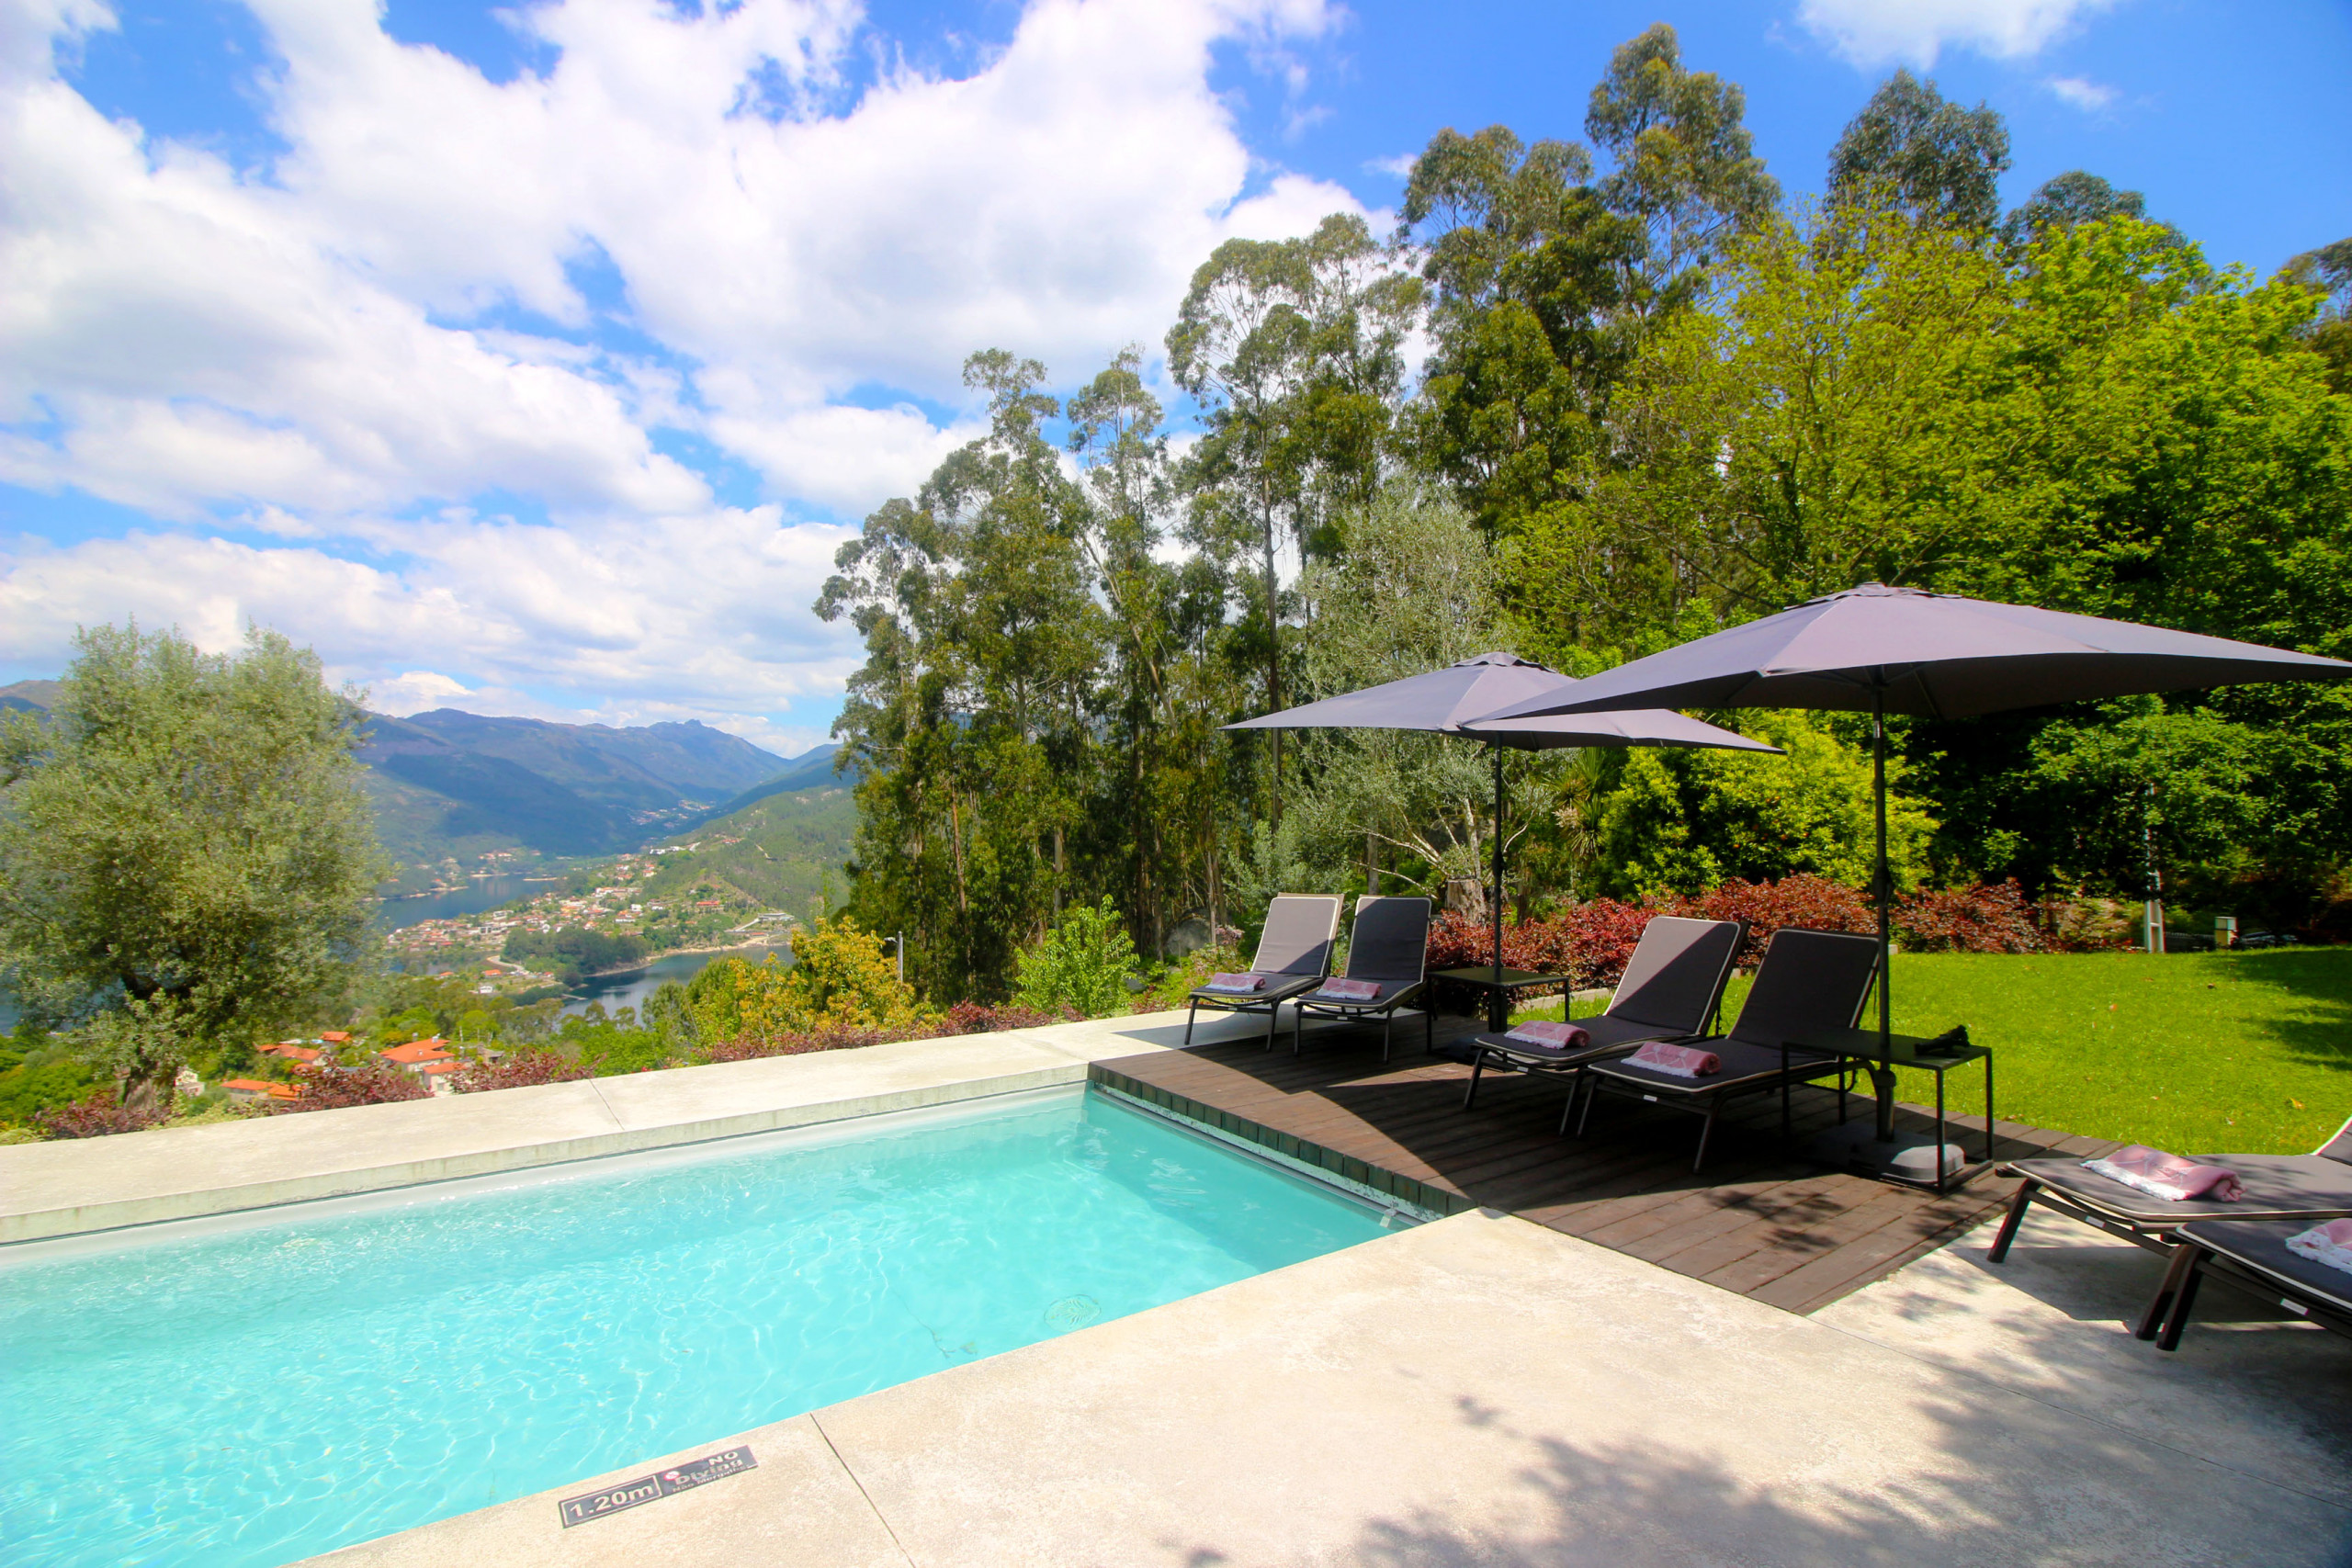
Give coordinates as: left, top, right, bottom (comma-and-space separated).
560, 941, 792, 1020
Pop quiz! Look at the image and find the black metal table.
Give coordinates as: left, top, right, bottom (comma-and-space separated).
1430, 965, 1575, 1033
1781, 1025, 1996, 1193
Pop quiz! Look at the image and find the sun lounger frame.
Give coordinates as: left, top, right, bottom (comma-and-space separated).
1458, 917, 1747, 1134
1291, 896, 1433, 1062
1184, 895, 1344, 1050
1576, 928, 1881, 1172
1985, 1114, 2352, 1334
2146, 1218, 2352, 1351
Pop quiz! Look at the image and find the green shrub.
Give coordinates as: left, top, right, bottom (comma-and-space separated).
1014, 898, 1140, 1020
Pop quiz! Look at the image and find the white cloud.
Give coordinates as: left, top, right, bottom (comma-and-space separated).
1797, 0, 2120, 68
2043, 74, 2118, 111
1363, 152, 1417, 179
0, 0, 1366, 730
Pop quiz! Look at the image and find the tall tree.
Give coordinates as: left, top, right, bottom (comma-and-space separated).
1167, 213, 1418, 825
0, 625, 383, 1108
1585, 22, 1780, 320
1829, 69, 2010, 233
1998, 170, 2171, 251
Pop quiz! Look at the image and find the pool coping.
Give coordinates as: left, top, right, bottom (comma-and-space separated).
0, 1010, 1247, 1245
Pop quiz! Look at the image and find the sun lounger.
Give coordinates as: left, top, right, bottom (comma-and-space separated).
1986, 1113, 2352, 1333
1184, 895, 1344, 1049
1576, 927, 1880, 1171
1291, 896, 1433, 1061
1459, 916, 1746, 1133
2145, 1217, 2352, 1351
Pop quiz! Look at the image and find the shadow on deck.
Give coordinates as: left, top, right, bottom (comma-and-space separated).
1096, 1009, 2116, 1314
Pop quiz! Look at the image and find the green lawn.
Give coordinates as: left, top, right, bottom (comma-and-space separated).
1522, 949, 2352, 1156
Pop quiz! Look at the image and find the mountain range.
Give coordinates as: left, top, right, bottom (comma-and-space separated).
0, 680, 852, 870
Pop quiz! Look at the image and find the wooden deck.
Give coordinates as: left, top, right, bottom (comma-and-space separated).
1096, 1010, 2119, 1315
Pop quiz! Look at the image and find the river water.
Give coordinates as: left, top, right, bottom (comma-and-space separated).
559, 942, 792, 1020
372, 875, 551, 931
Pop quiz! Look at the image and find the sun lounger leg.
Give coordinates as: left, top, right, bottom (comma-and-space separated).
1986, 1179, 2040, 1263
1423, 1009, 1432, 1055
2156, 1247, 2210, 1352
1185, 1000, 1196, 1046
1557, 1074, 1582, 1137
1464, 1052, 1486, 1110
1381, 1011, 1393, 1063
1265, 1002, 1279, 1052
1576, 1080, 1598, 1137
2138, 1239, 2200, 1341
1693, 1100, 1719, 1172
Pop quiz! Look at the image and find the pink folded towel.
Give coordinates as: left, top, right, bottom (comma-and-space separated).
2285, 1218, 2352, 1278
1201, 972, 1266, 994
2082, 1145, 2245, 1202
1625, 1042, 1721, 1077
1315, 977, 1382, 1002
1505, 1021, 1590, 1052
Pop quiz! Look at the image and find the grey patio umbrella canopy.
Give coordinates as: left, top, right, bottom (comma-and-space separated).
1227, 653, 1781, 1028
1471, 583, 2352, 1179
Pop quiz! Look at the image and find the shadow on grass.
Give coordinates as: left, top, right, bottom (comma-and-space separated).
2223, 951, 2352, 1076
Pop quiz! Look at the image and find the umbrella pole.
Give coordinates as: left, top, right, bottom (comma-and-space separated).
1491, 743, 1507, 1032
1872, 690, 1896, 1143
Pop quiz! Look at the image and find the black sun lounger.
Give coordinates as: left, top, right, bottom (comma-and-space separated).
1577, 927, 1881, 1172
2146, 1218, 2352, 1352
1987, 1112, 2352, 1333
1459, 916, 1747, 1133
1184, 895, 1344, 1049
1291, 896, 1433, 1061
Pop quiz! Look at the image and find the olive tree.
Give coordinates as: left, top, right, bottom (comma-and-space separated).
0, 624, 383, 1109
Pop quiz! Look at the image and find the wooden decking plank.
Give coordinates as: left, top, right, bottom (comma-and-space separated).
1096, 1012, 2090, 1315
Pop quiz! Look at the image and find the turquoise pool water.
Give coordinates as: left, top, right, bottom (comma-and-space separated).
0, 1087, 1389, 1566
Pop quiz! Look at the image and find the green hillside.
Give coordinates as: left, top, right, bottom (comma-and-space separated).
641, 784, 860, 919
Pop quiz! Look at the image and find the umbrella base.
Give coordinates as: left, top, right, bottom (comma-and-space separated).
1806, 1121, 1974, 1192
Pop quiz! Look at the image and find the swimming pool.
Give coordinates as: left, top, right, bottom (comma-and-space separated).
0, 1086, 1393, 1565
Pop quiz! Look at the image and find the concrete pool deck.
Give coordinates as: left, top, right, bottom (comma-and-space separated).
0, 1010, 1246, 1243
313, 1204, 2351, 1568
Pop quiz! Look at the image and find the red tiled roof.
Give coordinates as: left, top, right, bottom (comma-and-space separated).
319, 1031, 352, 1043
223, 1078, 300, 1100
260, 1043, 322, 1063
379, 1039, 456, 1065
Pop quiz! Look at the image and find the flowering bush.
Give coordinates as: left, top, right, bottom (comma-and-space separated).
1895, 880, 2048, 953
275, 1062, 431, 1111
450, 1049, 599, 1094
33, 1090, 173, 1138
685, 919, 926, 1041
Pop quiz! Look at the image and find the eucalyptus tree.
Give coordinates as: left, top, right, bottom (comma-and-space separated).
1167, 213, 1418, 826
820, 352, 1103, 998
1828, 70, 2010, 233
0, 624, 383, 1109
1399, 24, 1777, 653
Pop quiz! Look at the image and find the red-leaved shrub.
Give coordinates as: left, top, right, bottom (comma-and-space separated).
1896, 880, 2047, 953
1426, 899, 1657, 992
33, 1091, 172, 1138
696, 1022, 936, 1063
450, 1049, 598, 1093
941, 1000, 1075, 1034
275, 1063, 432, 1111
1691, 876, 1876, 968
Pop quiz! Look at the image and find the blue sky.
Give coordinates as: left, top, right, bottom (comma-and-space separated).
4, 0, 2346, 755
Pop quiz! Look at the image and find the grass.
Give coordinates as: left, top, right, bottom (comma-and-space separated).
1520, 949, 2352, 1156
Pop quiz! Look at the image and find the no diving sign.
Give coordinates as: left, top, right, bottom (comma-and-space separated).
559, 1446, 757, 1528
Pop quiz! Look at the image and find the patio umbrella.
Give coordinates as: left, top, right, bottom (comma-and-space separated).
1227, 653, 1781, 1029
1470, 583, 2352, 1177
